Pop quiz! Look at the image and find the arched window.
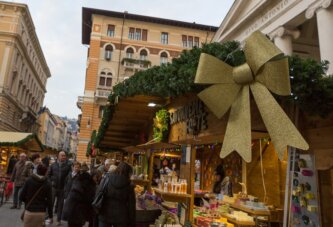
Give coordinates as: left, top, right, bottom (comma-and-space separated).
126, 48, 134, 58
99, 71, 113, 87
140, 49, 148, 60
160, 52, 168, 65
105, 45, 113, 60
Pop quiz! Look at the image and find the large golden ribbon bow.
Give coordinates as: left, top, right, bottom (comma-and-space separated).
195, 31, 309, 162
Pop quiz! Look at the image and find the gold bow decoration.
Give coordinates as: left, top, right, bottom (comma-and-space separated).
194, 31, 309, 162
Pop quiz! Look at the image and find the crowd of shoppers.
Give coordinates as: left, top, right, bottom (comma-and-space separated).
6, 151, 136, 227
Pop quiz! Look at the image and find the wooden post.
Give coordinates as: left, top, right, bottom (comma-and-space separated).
148, 151, 154, 192
189, 145, 196, 222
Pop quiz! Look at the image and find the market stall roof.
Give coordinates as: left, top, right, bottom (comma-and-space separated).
99, 95, 167, 150
123, 146, 145, 153
0, 131, 43, 152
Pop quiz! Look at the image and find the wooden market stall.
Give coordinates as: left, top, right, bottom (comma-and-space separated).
0, 131, 44, 176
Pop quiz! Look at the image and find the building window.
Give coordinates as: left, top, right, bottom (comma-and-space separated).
142, 29, 148, 41
188, 36, 193, 48
135, 28, 141, 40
126, 48, 134, 58
128, 27, 135, 39
98, 106, 105, 118
182, 35, 187, 47
105, 45, 113, 60
140, 49, 148, 60
194, 37, 200, 47
161, 32, 168, 44
99, 72, 113, 87
160, 52, 168, 65
182, 35, 200, 48
107, 25, 115, 37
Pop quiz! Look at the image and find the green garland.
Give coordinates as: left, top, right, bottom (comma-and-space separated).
92, 41, 333, 151
0, 133, 44, 151
86, 130, 97, 156
153, 109, 170, 142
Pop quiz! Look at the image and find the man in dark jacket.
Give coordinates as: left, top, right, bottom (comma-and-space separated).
10, 153, 27, 209
48, 151, 71, 225
98, 162, 136, 227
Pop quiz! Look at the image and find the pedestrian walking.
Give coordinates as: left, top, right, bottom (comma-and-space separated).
22, 153, 42, 180
10, 153, 27, 209
48, 151, 71, 226
97, 162, 136, 227
19, 164, 53, 227
62, 163, 96, 227
97, 159, 113, 177
64, 161, 81, 199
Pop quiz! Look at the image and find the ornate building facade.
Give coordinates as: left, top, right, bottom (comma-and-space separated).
77, 7, 217, 161
0, 1, 51, 132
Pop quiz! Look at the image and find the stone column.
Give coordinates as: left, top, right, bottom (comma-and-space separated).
306, 0, 333, 74
316, 6, 333, 74
269, 26, 300, 56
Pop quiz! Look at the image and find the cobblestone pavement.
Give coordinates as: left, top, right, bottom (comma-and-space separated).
0, 200, 88, 227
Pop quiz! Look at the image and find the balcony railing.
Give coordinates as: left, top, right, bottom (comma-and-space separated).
121, 58, 151, 70
95, 89, 111, 99
77, 96, 84, 109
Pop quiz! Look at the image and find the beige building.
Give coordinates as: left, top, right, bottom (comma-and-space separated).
214, 0, 333, 74
77, 7, 217, 161
213, 1, 333, 226
0, 1, 51, 132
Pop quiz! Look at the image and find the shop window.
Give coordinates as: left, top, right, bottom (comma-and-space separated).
105, 45, 113, 60
161, 32, 168, 45
107, 25, 115, 37
160, 52, 168, 65
126, 48, 134, 59
128, 27, 135, 39
140, 49, 148, 60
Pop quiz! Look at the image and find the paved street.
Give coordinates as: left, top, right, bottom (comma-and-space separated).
0, 200, 88, 227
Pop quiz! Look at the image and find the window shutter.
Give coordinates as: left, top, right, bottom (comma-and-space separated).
188, 36, 193, 42
182, 35, 187, 41
142, 29, 148, 41
194, 37, 199, 42
99, 77, 106, 86
129, 27, 135, 33
106, 78, 112, 87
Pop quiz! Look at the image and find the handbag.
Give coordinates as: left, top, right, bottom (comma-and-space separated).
92, 175, 109, 214
20, 184, 45, 221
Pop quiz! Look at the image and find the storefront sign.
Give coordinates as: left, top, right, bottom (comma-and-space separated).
170, 100, 208, 135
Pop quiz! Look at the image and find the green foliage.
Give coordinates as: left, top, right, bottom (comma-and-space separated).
153, 109, 170, 142
0, 134, 43, 151
91, 41, 333, 152
287, 56, 333, 117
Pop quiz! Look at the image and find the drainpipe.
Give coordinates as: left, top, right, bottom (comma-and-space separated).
117, 11, 127, 83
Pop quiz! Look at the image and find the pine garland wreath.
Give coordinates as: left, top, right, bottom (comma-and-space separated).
91, 41, 333, 151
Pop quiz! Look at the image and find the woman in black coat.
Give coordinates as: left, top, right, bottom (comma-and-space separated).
98, 162, 136, 227
62, 166, 96, 227
20, 164, 53, 227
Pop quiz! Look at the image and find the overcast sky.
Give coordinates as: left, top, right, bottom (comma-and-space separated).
13, 0, 234, 118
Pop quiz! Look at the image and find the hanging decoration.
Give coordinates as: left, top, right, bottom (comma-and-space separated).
194, 31, 309, 162
153, 109, 170, 142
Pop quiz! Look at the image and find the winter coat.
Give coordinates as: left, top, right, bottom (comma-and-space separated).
48, 160, 72, 190
19, 174, 53, 218
62, 172, 96, 225
63, 171, 79, 199
10, 160, 26, 187
98, 173, 136, 226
